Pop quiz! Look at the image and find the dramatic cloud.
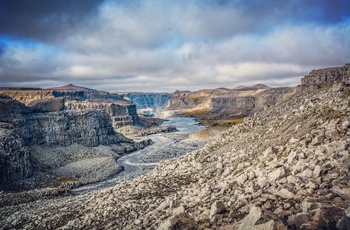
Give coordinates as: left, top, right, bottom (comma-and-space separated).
0, 0, 349, 92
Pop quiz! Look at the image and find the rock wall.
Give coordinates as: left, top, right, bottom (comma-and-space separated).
0, 88, 123, 105
16, 110, 130, 147
0, 96, 133, 187
162, 87, 296, 119
301, 63, 350, 85
0, 86, 142, 130
0, 129, 32, 187
124, 93, 170, 109
64, 101, 140, 129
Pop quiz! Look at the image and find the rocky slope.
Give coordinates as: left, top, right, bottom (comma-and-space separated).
1, 64, 350, 229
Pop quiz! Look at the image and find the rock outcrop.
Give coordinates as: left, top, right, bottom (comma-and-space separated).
17, 110, 130, 147
301, 63, 350, 85
64, 100, 140, 129
0, 129, 32, 187
162, 85, 296, 122
0, 84, 143, 131
0, 84, 123, 105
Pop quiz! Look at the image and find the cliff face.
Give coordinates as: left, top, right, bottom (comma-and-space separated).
16, 110, 130, 147
123, 93, 170, 109
0, 87, 123, 106
0, 129, 32, 186
0, 95, 132, 187
64, 100, 140, 129
162, 86, 296, 121
301, 63, 350, 85
0, 84, 140, 130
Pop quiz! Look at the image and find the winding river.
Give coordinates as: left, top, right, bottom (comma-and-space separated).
74, 117, 205, 192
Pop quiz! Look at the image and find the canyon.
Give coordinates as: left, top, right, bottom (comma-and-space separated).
0, 84, 159, 189
0, 64, 350, 229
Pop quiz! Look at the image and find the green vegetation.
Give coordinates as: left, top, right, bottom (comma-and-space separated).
181, 108, 244, 128
199, 118, 244, 127
45, 176, 78, 188
182, 109, 210, 116
188, 93, 204, 99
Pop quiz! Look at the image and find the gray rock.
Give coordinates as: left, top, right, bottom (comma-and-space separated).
238, 207, 275, 230
337, 207, 350, 230
0, 129, 32, 187
268, 167, 285, 182
210, 201, 226, 222
311, 135, 325, 146
276, 188, 295, 199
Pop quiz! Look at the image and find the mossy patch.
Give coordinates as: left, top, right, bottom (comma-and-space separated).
45, 176, 79, 188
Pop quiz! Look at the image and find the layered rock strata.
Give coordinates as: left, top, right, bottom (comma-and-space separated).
0, 129, 32, 185
64, 100, 140, 129
0, 84, 123, 105
162, 85, 296, 121
0, 95, 144, 188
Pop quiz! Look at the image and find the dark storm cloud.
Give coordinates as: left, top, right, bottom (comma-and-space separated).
0, 0, 103, 42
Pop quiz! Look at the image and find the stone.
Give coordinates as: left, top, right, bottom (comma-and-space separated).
238, 207, 275, 230
337, 207, 350, 230
263, 147, 277, 159
302, 168, 314, 179
268, 167, 285, 182
342, 121, 350, 130
287, 151, 297, 163
313, 165, 321, 178
238, 207, 262, 230
210, 201, 226, 222
236, 173, 248, 185
311, 135, 325, 146
289, 137, 300, 144
325, 129, 339, 140
157, 213, 197, 230
276, 188, 295, 199
134, 219, 142, 225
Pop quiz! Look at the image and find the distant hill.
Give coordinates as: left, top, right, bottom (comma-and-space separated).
233, 84, 271, 91
45, 84, 97, 91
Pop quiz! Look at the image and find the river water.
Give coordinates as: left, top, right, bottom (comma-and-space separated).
73, 117, 205, 192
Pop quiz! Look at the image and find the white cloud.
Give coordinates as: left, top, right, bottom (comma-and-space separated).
0, 1, 349, 92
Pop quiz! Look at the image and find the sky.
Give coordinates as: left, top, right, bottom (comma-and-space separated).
0, 0, 349, 92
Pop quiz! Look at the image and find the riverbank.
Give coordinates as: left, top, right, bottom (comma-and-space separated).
73, 117, 208, 192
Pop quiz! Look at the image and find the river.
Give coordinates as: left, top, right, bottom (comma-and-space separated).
73, 117, 205, 192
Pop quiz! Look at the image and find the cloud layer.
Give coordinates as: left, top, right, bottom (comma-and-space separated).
0, 0, 349, 92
